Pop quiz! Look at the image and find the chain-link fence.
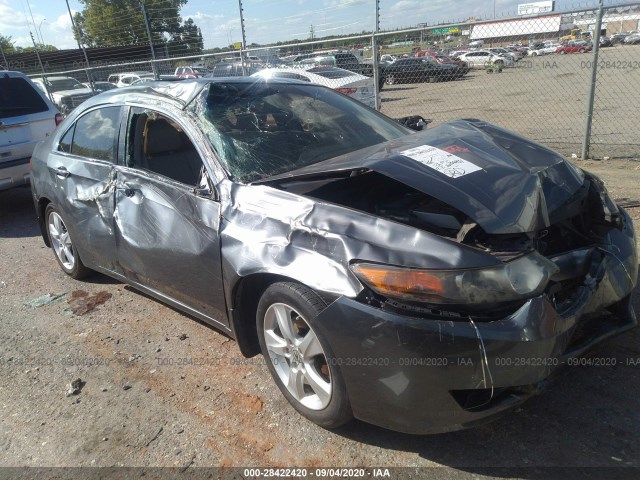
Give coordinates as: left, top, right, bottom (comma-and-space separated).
2, 1, 639, 159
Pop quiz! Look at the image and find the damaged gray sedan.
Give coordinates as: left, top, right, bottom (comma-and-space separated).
30, 78, 637, 434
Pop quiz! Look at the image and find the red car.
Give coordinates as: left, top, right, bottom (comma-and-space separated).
556, 43, 592, 54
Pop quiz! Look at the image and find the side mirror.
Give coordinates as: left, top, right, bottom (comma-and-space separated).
194, 185, 212, 198
194, 168, 217, 200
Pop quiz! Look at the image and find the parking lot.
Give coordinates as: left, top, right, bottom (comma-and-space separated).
380, 45, 640, 159
1, 157, 639, 474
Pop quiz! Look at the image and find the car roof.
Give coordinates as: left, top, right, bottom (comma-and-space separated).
78, 77, 313, 109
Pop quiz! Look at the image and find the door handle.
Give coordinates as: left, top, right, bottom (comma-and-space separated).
53, 166, 70, 178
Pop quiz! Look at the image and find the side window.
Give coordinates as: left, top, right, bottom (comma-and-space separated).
125, 108, 204, 186
71, 106, 121, 162
58, 126, 75, 153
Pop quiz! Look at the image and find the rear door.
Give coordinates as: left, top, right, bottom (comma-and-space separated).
45, 105, 122, 271
114, 106, 227, 325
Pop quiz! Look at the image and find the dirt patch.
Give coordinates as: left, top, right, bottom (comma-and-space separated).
67, 290, 113, 315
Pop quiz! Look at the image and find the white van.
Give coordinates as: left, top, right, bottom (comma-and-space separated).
0, 71, 62, 190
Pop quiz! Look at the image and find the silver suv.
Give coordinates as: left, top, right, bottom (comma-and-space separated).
0, 71, 62, 190
32, 76, 97, 115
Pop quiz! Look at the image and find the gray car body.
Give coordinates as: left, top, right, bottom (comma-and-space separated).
29, 81, 502, 334
29, 79, 638, 433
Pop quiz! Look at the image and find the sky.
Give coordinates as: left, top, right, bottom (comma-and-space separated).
1, 0, 604, 51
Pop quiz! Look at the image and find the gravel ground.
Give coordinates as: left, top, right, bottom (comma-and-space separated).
0, 159, 639, 476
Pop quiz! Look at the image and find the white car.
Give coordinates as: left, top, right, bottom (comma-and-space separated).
457, 50, 515, 68
488, 48, 520, 61
252, 66, 379, 110
528, 43, 561, 56
31, 76, 97, 115
0, 71, 62, 190
107, 72, 155, 88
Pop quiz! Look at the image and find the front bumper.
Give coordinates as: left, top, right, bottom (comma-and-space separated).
314, 209, 637, 434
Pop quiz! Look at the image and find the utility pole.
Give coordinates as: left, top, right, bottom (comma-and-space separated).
372, 0, 381, 110
238, 0, 248, 75
581, 0, 605, 160
65, 0, 95, 91
30, 32, 53, 103
141, 1, 159, 79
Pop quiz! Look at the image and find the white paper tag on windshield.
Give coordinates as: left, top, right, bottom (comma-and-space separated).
400, 145, 482, 178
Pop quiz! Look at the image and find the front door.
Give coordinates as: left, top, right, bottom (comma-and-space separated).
114, 107, 227, 325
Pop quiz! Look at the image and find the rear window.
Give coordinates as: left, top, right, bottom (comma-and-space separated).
307, 67, 354, 79
0, 77, 49, 119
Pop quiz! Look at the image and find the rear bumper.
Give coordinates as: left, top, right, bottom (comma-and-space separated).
314, 209, 637, 434
0, 157, 31, 190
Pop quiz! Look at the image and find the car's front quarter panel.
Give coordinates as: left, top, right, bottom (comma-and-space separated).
218, 179, 501, 308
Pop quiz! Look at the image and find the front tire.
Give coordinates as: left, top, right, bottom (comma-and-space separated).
385, 74, 396, 85
45, 204, 91, 279
257, 282, 352, 429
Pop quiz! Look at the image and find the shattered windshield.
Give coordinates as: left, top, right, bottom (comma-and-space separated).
191, 81, 407, 183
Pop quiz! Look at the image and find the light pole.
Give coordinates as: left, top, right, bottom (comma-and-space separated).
37, 19, 46, 46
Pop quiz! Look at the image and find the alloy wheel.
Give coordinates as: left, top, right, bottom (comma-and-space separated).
263, 302, 331, 410
48, 211, 75, 270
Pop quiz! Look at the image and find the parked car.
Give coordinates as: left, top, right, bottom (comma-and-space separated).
488, 48, 521, 61
528, 42, 560, 56
382, 58, 466, 85
31, 76, 97, 115
0, 71, 62, 191
292, 51, 361, 74
434, 55, 470, 74
599, 37, 613, 48
107, 72, 155, 87
83, 81, 117, 93
175, 66, 211, 78
252, 66, 379, 110
556, 42, 592, 54
379, 54, 397, 66
623, 34, 640, 45
610, 32, 629, 44
29, 77, 638, 434
457, 50, 514, 68
209, 61, 264, 77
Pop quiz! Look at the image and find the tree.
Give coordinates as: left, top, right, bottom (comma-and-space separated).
74, 0, 202, 53
1, 34, 15, 53
15, 44, 59, 52
167, 17, 203, 54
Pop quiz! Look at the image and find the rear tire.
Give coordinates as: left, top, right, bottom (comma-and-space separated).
45, 204, 91, 279
256, 282, 352, 429
385, 75, 396, 85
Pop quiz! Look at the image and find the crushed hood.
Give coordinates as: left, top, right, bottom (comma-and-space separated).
257, 119, 586, 235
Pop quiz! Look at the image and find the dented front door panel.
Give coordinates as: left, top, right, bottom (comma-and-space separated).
114, 168, 227, 325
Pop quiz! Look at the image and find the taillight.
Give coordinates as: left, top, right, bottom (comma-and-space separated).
336, 87, 357, 95
54, 113, 64, 126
